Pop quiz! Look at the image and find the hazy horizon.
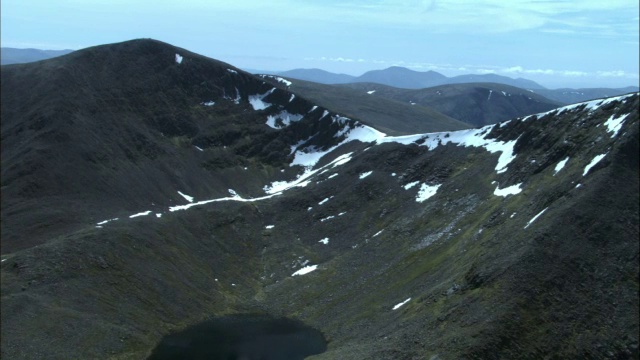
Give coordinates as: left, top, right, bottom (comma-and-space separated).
2, 1, 638, 89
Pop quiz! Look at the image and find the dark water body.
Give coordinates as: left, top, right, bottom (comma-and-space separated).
147, 314, 327, 360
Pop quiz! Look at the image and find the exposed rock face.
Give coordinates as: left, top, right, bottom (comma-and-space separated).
1, 39, 638, 359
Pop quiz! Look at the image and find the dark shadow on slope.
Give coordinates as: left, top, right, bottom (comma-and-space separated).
147, 314, 327, 360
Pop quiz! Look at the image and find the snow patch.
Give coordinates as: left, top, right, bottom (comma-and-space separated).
129, 210, 152, 218
554, 157, 569, 175
289, 94, 295, 102
319, 238, 329, 245
201, 101, 215, 106
551, 93, 637, 117
367, 90, 376, 94
374, 126, 518, 173
223, 88, 241, 104
603, 113, 629, 137
175, 53, 183, 64
178, 191, 194, 203
494, 183, 523, 197
155, 213, 162, 218
416, 183, 441, 202
265, 111, 304, 129
96, 218, 119, 225
248, 88, 276, 110
169, 193, 281, 212
292, 265, 318, 276
263, 153, 353, 194
359, 171, 373, 179
194, 145, 204, 151
392, 298, 411, 310
226, 69, 238, 74
265, 225, 275, 229
274, 76, 292, 86
583, 153, 607, 176
404, 181, 419, 190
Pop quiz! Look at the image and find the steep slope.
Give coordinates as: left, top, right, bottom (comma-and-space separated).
0, 39, 373, 253
258, 75, 470, 135
1, 39, 638, 360
343, 82, 562, 127
0, 47, 75, 65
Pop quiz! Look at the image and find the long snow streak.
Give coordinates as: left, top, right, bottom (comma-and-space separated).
583, 153, 607, 176
392, 298, 411, 310
292, 265, 318, 276
524, 208, 548, 229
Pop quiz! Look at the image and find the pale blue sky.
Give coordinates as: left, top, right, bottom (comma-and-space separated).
2, 0, 638, 88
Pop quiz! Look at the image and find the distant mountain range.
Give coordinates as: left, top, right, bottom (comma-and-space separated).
353, 66, 547, 90
261, 66, 544, 89
254, 66, 638, 104
1, 47, 75, 65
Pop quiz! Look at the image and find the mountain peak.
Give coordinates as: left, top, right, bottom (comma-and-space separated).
354, 66, 447, 88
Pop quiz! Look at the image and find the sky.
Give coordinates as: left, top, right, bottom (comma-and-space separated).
2, 0, 639, 89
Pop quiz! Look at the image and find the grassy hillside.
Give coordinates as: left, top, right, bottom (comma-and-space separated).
260, 76, 470, 135
342, 82, 563, 127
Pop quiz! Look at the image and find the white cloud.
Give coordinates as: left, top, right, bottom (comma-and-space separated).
596, 70, 638, 79
504, 66, 525, 73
